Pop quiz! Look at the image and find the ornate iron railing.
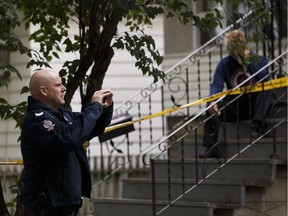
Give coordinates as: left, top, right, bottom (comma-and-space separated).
146, 50, 287, 215
90, 2, 287, 214
92, 4, 286, 188
94, 10, 257, 182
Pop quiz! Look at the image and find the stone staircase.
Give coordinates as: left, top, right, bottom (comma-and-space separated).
92, 88, 287, 216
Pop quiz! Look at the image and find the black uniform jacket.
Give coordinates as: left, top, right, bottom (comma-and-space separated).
20, 96, 113, 207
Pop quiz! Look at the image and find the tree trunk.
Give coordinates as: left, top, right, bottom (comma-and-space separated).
82, 46, 114, 108
64, 51, 94, 108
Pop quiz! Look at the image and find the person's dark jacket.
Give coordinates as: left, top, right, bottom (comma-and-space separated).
210, 51, 269, 96
20, 96, 113, 207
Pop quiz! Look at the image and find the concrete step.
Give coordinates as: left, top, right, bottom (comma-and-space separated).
219, 138, 287, 159
178, 137, 287, 160
122, 178, 245, 205
217, 119, 287, 139
270, 87, 287, 104
268, 101, 287, 118
152, 158, 281, 186
167, 114, 287, 147
93, 198, 238, 216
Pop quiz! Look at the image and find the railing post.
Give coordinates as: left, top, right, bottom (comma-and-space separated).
100, 141, 105, 180
150, 158, 156, 216
194, 128, 199, 183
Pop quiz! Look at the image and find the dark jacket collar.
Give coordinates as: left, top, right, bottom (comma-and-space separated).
27, 96, 65, 113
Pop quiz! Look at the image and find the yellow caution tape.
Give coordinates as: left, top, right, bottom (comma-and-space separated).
1, 77, 287, 165
104, 76, 288, 133
0, 160, 23, 165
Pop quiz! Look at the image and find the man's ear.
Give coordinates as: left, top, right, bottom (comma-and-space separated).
39, 86, 48, 96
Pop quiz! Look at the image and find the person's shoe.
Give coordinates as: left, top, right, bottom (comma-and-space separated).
199, 149, 220, 158
250, 123, 263, 138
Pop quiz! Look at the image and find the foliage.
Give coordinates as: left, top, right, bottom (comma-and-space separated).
0, 0, 50, 131
5, 176, 20, 215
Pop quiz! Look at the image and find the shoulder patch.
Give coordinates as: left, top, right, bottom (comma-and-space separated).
43, 119, 55, 131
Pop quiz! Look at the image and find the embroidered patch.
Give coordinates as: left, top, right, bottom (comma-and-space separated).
43, 120, 55, 131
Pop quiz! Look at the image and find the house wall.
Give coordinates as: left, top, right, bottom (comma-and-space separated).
0, 14, 31, 160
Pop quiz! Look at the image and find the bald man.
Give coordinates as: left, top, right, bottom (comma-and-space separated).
20, 69, 114, 215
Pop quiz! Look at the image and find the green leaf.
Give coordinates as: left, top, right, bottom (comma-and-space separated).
20, 86, 29, 94
0, 97, 8, 104
52, 51, 59, 59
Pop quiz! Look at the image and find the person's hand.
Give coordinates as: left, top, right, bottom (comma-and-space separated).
91, 88, 113, 108
208, 103, 221, 116
102, 88, 113, 108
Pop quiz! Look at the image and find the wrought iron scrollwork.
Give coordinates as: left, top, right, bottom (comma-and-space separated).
140, 83, 158, 98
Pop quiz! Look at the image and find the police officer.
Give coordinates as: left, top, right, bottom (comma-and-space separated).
20, 69, 114, 215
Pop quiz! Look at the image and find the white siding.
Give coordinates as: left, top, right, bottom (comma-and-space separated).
0, 15, 31, 159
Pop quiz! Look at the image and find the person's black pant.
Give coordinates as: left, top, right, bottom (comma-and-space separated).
203, 90, 272, 149
22, 193, 81, 216
23, 205, 80, 216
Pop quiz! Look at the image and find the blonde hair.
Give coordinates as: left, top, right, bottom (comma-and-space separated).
224, 30, 249, 62
224, 30, 247, 48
